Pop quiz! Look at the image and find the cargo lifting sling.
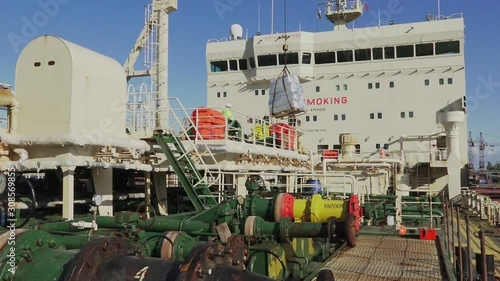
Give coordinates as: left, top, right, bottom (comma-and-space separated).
269, 0, 305, 119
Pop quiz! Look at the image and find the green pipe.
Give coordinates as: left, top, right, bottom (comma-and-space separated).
36, 215, 212, 235
382, 205, 444, 217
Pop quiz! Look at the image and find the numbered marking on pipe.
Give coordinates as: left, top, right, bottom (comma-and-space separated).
134, 266, 149, 281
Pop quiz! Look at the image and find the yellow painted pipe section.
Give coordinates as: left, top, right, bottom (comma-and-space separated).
293, 194, 348, 222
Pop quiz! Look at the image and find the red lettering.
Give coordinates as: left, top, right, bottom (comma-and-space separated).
305, 97, 348, 106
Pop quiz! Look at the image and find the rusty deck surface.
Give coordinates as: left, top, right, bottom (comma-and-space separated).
321, 235, 444, 281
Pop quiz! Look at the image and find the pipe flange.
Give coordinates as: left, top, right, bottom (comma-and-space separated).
316, 269, 336, 281
225, 236, 247, 269
344, 214, 357, 247
244, 216, 257, 237
274, 193, 295, 222
279, 218, 292, 243
348, 194, 362, 232
61, 237, 135, 281
327, 217, 338, 242
161, 231, 181, 260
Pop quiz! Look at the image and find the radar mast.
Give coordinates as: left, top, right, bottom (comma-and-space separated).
320, 0, 364, 31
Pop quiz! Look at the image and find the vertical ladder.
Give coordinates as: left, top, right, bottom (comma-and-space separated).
154, 131, 218, 211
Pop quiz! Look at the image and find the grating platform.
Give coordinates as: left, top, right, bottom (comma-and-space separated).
321, 235, 444, 281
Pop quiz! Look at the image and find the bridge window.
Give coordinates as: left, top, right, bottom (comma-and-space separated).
377, 112, 383, 119
397, 45, 414, 58
261, 90, 266, 95
439, 78, 444, 85
341, 114, 346, 120
448, 78, 453, 85
258, 54, 277, 67
389, 81, 395, 88
375, 82, 380, 89
229, 60, 238, 71
315, 51, 336, 64
317, 145, 329, 153
435, 41, 460, 55
370, 113, 375, 120
334, 115, 338, 121
337, 50, 353, 63
239, 59, 248, 70
384, 47, 395, 59
373, 48, 383, 60
425, 79, 430, 86
416, 43, 434, 57
355, 49, 371, 61
279, 52, 299, 65
254, 90, 259, 96
316, 86, 320, 92
210, 61, 228, 72
401, 112, 405, 118
409, 111, 414, 118
302, 52, 312, 64
368, 83, 373, 89
313, 116, 318, 122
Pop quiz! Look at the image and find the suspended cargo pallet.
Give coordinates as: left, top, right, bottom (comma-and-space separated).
268, 71, 306, 118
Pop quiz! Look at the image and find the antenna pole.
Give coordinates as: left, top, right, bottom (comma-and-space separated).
438, 0, 441, 18
258, 0, 261, 33
378, 9, 381, 27
271, 0, 274, 34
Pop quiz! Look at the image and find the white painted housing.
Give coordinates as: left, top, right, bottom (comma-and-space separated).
15, 35, 127, 138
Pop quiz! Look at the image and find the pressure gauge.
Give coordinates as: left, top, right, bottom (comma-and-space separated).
91, 194, 103, 207
0, 174, 6, 195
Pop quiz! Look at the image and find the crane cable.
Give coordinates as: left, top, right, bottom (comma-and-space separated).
271, 0, 292, 117
282, 0, 289, 70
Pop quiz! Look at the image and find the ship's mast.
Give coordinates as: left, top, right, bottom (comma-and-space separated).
322, 0, 364, 31
123, 0, 177, 134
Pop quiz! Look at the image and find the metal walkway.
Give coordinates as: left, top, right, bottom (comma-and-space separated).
322, 235, 444, 281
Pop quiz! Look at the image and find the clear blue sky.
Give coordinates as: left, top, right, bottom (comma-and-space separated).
1, 0, 500, 164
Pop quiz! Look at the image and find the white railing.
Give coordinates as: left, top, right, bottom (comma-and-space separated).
435, 13, 464, 21
208, 170, 357, 199
166, 106, 304, 153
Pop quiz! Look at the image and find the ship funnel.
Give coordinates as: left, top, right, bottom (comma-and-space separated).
339, 133, 358, 160
230, 24, 243, 40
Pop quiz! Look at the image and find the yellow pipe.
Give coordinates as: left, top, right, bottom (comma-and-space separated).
293, 194, 348, 222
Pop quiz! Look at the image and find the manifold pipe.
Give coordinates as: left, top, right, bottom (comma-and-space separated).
323, 160, 392, 169
0, 90, 20, 133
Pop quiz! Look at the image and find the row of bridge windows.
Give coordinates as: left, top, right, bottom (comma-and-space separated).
210, 40, 460, 72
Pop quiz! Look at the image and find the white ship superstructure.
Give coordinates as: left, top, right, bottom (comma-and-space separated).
205, 1, 468, 196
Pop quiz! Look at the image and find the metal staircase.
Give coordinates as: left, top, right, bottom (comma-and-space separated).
154, 131, 218, 210
416, 162, 431, 189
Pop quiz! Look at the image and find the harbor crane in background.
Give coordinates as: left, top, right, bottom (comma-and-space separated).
468, 131, 500, 171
